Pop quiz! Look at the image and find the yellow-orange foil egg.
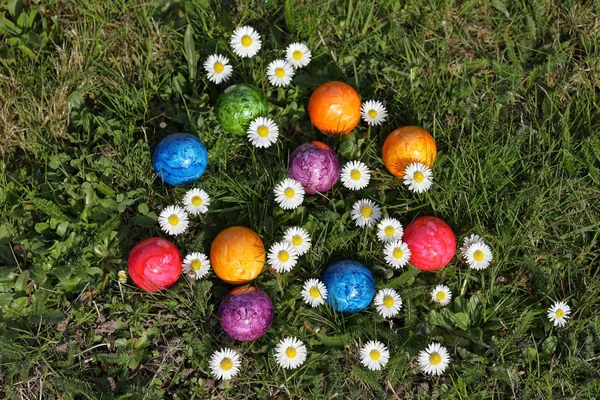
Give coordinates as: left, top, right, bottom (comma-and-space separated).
210, 226, 265, 285
308, 81, 361, 134
382, 126, 437, 178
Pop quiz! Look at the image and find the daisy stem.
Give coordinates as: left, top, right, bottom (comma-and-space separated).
276, 272, 284, 295
460, 269, 470, 297
251, 147, 257, 175
118, 282, 124, 303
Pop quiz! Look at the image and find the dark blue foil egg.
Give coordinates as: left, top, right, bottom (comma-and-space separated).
152, 133, 208, 186
322, 259, 375, 313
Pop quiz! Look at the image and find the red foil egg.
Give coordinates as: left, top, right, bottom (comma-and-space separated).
403, 216, 456, 271
128, 237, 182, 291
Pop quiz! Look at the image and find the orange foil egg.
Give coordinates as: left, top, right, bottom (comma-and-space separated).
308, 81, 361, 134
382, 126, 437, 178
210, 226, 265, 285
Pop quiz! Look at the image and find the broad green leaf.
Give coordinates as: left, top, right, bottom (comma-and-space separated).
542, 336, 557, 354
14, 270, 29, 292
183, 24, 197, 80
7, 0, 23, 18
0, 292, 13, 306
452, 312, 470, 330
0, 15, 20, 35
137, 203, 149, 215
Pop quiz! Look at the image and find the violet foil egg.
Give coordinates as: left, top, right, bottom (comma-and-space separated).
289, 141, 340, 194
218, 287, 274, 341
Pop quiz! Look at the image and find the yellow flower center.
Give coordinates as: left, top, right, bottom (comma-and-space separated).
473, 250, 485, 261
383, 296, 394, 308
285, 347, 297, 358
275, 68, 286, 78
214, 62, 224, 73
168, 215, 179, 226
284, 188, 295, 199
368, 109, 378, 119
350, 170, 361, 181
369, 350, 381, 361
293, 50, 303, 60
414, 171, 425, 183
292, 235, 303, 246
384, 226, 395, 237
360, 206, 372, 218
393, 248, 403, 259
278, 251, 290, 262
191, 196, 202, 207
241, 35, 252, 47
556, 309, 565, 319
309, 287, 320, 298
257, 125, 269, 137
220, 358, 233, 371
436, 291, 446, 302
429, 352, 442, 365
191, 260, 201, 271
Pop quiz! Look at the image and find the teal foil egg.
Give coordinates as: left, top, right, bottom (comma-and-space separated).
216, 84, 268, 135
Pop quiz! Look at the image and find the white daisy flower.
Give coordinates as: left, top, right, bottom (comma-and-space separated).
230, 25, 261, 58
431, 285, 452, 306
360, 100, 388, 126
376, 218, 404, 243
182, 252, 211, 280
158, 205, 189, 236
247, 117, 279, 149
403, 162, 433, 193
340, 160, 371, 190
547, 301, 571, 328
418, 342, 451, 376
274, 337, 307, 370
117, 270, 127, 283
182, 188, 210, 215
267, 241, 298, 273
301, 278, 327, 307
203, 54, 233, 84
267, 59, 295, 87
462, 241, 493, 270
383, 240, 411, 269
351, 199, 382, 228
285, 42, 312, 68
274, 178, 305, 210
374, 288, 402, 318
360, 340, 390, 371
209, 348, 242, 380
284, 226, 311, 256
461, 233, 483, 253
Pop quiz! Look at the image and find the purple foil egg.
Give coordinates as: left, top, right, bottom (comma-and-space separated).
219, 287, 274, 341
289, 141, 340, 194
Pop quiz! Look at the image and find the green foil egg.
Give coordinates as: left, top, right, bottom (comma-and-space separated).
216, 84, 268, 135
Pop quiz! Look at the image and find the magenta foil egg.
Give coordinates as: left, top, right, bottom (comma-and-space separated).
289, 141, 340, 194
219, 287, 274, 341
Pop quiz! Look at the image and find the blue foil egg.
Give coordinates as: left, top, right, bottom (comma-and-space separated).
321, 259, 375, 313
152, 133, 208, 186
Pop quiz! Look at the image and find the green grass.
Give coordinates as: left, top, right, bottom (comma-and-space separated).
1, 0, 600, 398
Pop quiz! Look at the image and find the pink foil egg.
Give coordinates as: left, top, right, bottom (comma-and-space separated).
403, 216, 456, 271
127, 237, 182, 292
